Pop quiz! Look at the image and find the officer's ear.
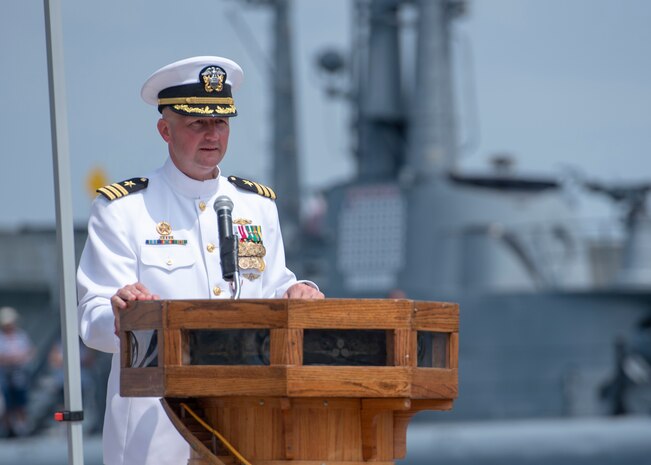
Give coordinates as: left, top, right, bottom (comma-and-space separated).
157, 117, 171, 143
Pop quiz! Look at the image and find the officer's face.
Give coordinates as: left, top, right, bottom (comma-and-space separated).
157, 109, 230, 181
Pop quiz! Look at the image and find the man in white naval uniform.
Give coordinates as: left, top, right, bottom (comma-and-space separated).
77, 56, 324, 465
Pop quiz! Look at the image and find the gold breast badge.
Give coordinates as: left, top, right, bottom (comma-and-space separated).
235, 220, 266, 277
156, 221, 172, 236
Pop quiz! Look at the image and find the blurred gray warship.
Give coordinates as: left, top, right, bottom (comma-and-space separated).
291, 1, 651, 461
287, 0, 651, 423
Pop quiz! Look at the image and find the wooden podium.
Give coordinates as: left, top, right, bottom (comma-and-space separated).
119, 299, 458, 465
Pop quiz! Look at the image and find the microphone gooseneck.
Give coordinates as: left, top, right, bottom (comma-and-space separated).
213, 196, 239, 294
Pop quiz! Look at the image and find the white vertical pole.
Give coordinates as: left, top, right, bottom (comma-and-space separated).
43, 0, 85, 464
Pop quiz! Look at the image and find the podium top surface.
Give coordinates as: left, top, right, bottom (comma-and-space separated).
120, 298, 459, 332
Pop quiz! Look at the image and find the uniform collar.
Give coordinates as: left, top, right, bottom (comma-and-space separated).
162, 157, 221, 198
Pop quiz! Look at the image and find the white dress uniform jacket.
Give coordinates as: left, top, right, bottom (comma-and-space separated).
77, 157, 306, 465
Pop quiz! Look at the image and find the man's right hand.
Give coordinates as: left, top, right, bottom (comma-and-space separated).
111, 282, 159, 335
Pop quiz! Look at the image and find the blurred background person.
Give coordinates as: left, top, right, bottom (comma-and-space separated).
45, 337, 100, 434
0, 306, 35, 437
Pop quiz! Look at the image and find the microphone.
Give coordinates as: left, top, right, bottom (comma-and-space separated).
213, 196, 238, 281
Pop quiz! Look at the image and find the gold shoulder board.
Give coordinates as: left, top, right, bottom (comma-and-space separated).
97, 177, 149, 201
228, 176, 277, 200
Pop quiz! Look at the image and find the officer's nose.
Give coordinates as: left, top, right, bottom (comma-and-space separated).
204, 122, 221, 140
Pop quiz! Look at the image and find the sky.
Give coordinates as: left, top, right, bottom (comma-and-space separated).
1, 0, 650, 229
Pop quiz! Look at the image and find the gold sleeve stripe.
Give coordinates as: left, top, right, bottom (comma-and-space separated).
112, 183, 129, 196
104, 185, 123, 198
97, 187, 116, 200
259, 184, 271, 198
251, 182, 265, 196
158, 97, 234, 105
266, 186, 277, 200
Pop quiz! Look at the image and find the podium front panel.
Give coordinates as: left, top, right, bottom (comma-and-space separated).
120, 299, 459, 400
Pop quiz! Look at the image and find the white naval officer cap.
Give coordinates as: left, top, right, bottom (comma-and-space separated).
141, 56, 244, 117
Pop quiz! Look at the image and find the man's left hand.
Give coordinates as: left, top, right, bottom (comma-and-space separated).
283, 283, 325, 299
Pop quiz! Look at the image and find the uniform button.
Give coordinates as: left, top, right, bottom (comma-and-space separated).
199, 201, 206, 212
212, 286, 222, 296
166, 259, 173, 266
206, 243, 215, 253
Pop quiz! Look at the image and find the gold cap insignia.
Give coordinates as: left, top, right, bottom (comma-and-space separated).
201, 66, 225, 93
242, 273, 261, 281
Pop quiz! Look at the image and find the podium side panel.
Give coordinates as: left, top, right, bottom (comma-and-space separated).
270, 328, 303, 365
287, 300, 411, 329
287, 367, 411, 397
412, 302, 459, 332
361, 409, 393, 461
120, 300, 164, 330
206, 400, 286, 460
121, 367, 164, 397
411, 368, 458, 399
291, 401, 363, 460
449, 332, 459, 369
166, 300, 288, 329
164, 366, 287, 397
392, 329, 416, 367
163, 329, 183, 366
